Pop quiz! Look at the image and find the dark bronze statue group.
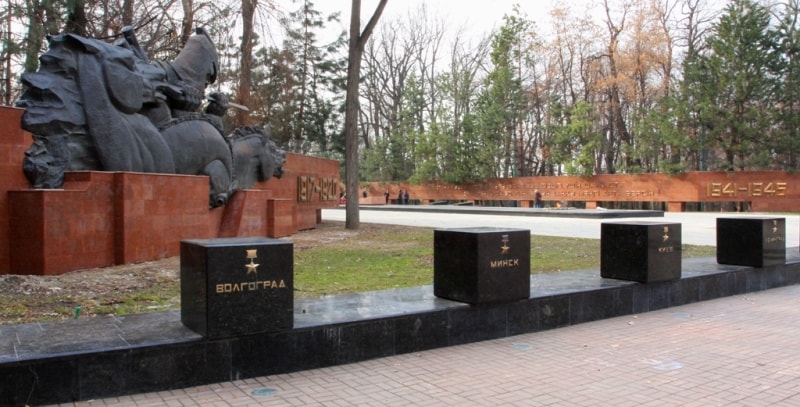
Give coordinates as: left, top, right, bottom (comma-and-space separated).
15, 26, 285, 208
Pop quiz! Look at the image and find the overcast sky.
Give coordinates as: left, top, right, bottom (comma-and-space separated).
313, 0, 583, 41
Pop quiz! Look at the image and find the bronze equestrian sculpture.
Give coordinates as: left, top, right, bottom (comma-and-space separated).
16, 27, 284, 207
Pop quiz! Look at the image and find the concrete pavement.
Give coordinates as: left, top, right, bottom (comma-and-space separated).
47, 285, 800, 406
323, 207, 800, 246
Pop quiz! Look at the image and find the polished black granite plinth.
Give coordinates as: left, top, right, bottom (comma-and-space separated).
717, 217, 786, 268
433, 227, 530, 304
2, 250, 799, 406
601, 222, 682, 283
181, 237, 293, 338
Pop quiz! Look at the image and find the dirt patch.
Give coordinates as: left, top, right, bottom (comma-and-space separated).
0, 221, 412, 325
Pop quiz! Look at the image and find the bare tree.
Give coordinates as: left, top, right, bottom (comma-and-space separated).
597, 0, 633, 173
180, 0, 194, 44
345, 0, 388, 230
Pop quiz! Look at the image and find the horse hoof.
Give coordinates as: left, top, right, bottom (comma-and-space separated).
210, 193, 228, 208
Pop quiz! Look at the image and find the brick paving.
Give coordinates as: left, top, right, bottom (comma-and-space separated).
47, 284, 800, 407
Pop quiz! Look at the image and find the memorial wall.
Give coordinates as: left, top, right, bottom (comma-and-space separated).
364, 172, 797, 212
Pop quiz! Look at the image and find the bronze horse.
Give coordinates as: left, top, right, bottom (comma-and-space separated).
16, 28, 285, 207
230, 126, 286, 191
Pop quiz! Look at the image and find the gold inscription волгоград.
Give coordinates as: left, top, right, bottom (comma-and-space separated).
216, 279, 287, 294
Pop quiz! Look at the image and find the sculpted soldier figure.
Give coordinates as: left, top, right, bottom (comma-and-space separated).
16, 26, 284, 207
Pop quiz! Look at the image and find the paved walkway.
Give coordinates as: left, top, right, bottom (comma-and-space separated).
49, 285, 800, 406
46, 210, 800, 406
323, 208, 800, 247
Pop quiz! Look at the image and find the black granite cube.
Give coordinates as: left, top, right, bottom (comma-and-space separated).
434, 227, 530, 304
601, 222, 681, 283
716, 217, 785, 267
180, 237, 293, 338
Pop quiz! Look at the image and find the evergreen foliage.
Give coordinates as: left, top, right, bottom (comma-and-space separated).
5, 0, 800, 181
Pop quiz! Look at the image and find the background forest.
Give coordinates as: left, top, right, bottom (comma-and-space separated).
2, 0, 799, 184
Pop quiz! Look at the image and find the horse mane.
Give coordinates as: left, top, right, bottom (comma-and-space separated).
229, 125, 267, 144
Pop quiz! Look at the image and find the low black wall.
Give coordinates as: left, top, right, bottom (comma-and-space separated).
1, 252, 799, 406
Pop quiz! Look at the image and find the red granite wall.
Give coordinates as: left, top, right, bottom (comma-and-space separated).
267, 199, 298, 238
366, 172, 800, 212
0, 107, 33, 274
9, 172, 117, 275
218, 189, 286, 238
113, 172, 212, 265
260, 153, 340, 230
1, 106, 341, 275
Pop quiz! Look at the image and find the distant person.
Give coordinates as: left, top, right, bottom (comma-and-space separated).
398, 190, 403, 205
403, 190, 409, 205
534, 189, 543, 208
362, 190, 367, 198
384, 190, 390, 204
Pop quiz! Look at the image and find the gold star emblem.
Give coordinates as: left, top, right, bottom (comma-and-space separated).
773, 220, 779, 234
501, 235, 510, 255
245, 249, 259, 274
662, 226, 670, 242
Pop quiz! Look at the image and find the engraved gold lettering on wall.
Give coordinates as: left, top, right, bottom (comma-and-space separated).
389, 173, 798, 206
706, 181, 787, 198
318, 177, 338, 201
432, 179, 662, 201
297, 176, 316, 202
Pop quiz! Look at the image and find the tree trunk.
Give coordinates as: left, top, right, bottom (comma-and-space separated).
236, 0, 257, 127
294, 0, 311, 153
344, 0, 388, 230
3, 0, 11, 104
23, 1, 45, 74
122, 0, 135, 26
180, 0, 194, 46
65, 0, 87, 36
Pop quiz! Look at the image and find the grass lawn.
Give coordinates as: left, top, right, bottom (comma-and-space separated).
293, 224, 716, 297
0, 222, 717, 324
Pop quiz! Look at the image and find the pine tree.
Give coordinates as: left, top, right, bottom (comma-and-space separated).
682, 0, 781, 170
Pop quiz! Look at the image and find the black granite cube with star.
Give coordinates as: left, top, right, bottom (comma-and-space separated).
716, 217, 786, 267
601, 222, 682, 283
433, 227, 531, 304
180, 237, 293, 338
